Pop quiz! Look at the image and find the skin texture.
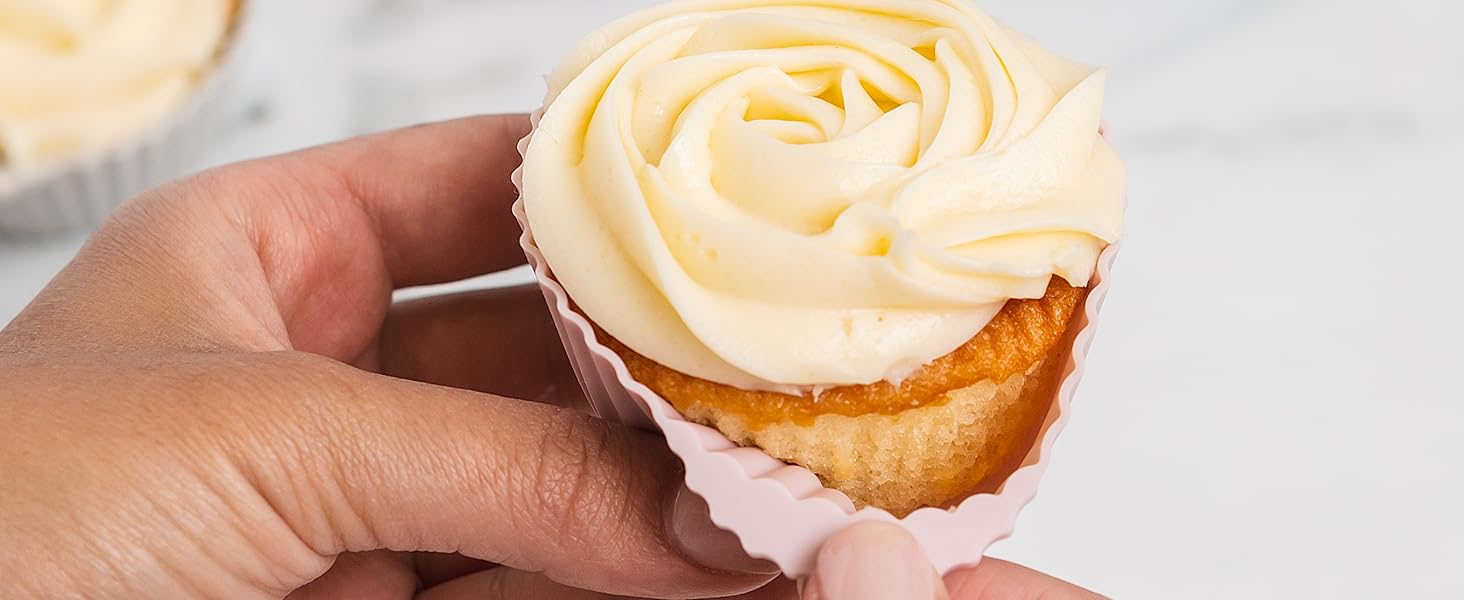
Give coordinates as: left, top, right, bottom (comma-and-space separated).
0, 114, 1101, 599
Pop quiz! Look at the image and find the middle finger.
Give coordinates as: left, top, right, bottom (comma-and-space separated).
370, 284, 586, 410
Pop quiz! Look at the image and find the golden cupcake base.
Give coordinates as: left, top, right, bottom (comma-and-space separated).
603, 280, 1087, 516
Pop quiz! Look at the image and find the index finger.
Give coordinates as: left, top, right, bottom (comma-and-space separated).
233, 114, 536, 358
284, 113, 534, 288
8, 115, 534, 359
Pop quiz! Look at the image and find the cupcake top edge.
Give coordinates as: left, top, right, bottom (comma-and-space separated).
522, 0, 1127, 390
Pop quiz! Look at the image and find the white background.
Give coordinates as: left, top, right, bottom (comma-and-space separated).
2, 1, 1462, 597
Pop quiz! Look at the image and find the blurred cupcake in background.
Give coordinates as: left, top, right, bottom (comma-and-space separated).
0, 0, 248, 237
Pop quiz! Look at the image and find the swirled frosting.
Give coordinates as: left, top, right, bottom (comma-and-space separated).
523, 0, 1127, 389
0, 0, 233, 168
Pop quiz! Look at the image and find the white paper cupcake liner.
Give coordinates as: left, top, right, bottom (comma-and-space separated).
0, 1, 255, 238
514, 108, 1119, 578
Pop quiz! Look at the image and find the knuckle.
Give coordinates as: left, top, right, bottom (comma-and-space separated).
229, 350, 367, 449
201, 352, 382, 553
526, 408, 632, 546
206, 351, 352, 409
164, 352, 354, 457
105, 166, 232, 229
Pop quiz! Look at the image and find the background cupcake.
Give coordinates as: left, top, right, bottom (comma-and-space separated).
0, 0, 249, 236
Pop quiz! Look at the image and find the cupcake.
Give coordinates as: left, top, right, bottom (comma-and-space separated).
521, 0, 1126, 519
0, 0, 247, 235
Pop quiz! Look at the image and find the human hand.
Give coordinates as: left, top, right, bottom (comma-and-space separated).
801, 522, 1104, 600
0, 114, 780, 599
0, 114, 1096, 599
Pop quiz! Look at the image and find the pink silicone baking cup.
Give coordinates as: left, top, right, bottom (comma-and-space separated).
512, 109, 1119, 578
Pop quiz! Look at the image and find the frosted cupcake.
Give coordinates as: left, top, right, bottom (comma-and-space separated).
521, 0, 1126, 517
0, 0, 246, 235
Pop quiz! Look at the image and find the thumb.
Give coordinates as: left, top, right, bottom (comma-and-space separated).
243, 353, 773, 598
801, 522, 948, 600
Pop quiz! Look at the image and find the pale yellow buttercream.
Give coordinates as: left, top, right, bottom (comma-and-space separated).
523, 0, 1126, 389
0, 0, 232, 167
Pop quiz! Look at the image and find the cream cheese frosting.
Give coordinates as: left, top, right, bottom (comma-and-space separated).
0, 0, 233, 168
523, 0, 1127, 390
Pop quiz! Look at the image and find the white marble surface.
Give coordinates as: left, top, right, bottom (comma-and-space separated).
2, 0, 1462, 597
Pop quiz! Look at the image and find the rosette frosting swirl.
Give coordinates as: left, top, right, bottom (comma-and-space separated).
523, 0, 1126, 389
0, 0, 233, 167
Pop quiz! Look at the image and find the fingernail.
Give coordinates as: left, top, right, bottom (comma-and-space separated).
803, 521, 946, 600
664, 483, 781, 575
